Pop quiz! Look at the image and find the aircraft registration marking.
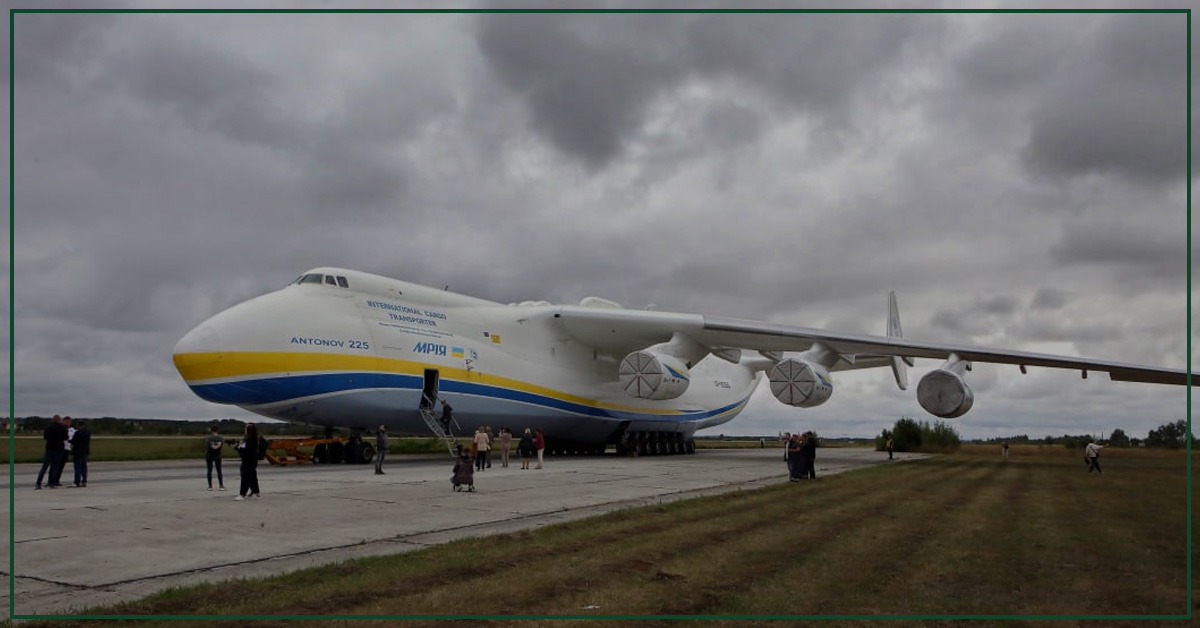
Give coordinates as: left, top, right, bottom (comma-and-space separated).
290, 337, 371, 350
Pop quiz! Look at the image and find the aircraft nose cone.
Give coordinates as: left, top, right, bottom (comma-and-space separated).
173, 323, 221, 383
176, 323, 220, 355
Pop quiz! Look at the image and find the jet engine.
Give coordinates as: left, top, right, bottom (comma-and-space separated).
916, 354, 974, 418
619, 349, 691, 400
768, 358, 833, 408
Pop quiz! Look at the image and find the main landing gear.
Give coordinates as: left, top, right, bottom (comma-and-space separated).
614, 431, 696, 457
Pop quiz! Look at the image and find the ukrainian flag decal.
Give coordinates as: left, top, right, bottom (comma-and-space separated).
451, 347, 465, 358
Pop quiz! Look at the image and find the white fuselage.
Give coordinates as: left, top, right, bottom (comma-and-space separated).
174, 268, 760, 445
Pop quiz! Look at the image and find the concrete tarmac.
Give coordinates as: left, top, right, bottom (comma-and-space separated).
3, 446, 920, 618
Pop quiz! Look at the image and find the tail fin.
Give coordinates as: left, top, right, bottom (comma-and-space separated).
888, 291, 912, 390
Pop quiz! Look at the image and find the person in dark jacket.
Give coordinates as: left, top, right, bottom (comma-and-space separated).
374, 424, 389, 475
802, 431, 818, 479
36, 415, 67, 489
235, 423, 263, 500
517, 428, 535, 470
69, 421, 91, 487
205, 425, 226, 491
439, 399, 455, 433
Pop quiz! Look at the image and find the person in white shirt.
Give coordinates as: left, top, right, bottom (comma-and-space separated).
473, 427, 490, 472
1085, 440, 1104, 474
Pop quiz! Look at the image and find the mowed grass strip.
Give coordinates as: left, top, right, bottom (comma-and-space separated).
27, 446, 1192, 627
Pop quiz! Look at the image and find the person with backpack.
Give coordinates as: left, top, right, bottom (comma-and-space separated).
235, 423, 266, 500
205, 425, 226, 491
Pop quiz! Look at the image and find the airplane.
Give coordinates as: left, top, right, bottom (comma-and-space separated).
172, 267, 1191, 458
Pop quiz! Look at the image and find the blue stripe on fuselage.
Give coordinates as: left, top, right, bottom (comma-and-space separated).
188, 373, 746, 422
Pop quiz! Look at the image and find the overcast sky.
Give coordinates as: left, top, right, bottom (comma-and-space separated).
6, 3, 1195, 440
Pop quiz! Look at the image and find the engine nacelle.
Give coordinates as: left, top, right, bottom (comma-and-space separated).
917, 369, 975, 418
768, 358, 833, 408
619, 350, 691, 400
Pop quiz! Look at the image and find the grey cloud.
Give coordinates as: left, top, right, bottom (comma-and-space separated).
977, 295, 1019, 316
929, 308, 975, 335
1049, 217, 1185, 278
1019, 318, 1123, 344
110, 34, 300, 151
10, 5, 122, 84
1021, 14, 1186, 185
953, 17, 1068, 97
475, 13, 938, 169
928, 293, 1020, 337
302, 139, 406, 211
1030, 287, 1070, 310
475, 13, 678, 169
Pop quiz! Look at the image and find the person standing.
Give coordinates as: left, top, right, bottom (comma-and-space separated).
51, 416, 73, 487
205, 425, 226, 491
886, 438, 894, 461
1085, 440, 1104, 474
1002, 441, 1010, 459
36, 415, 67, 489
534, 428, 546, 469
375, 424, 389, 475
473, 427, 490, 471
518, 428, 535, 470
63, 416, 75, 467
69, 420, 91, 488
439, 399, 455, 433
787, 433, 802, 481
484, 426, 494, 469
499, 427, 513, 468
802, 431, 818, 479
236, 423, 263, 500
781, 432, 792, 477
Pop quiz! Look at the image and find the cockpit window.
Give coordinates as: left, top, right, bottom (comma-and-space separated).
337, 276, 349, 288
325, 275, 337, 285
298, 273, 324, 285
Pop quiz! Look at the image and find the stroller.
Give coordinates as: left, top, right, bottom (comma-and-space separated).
452, 454, 475, 492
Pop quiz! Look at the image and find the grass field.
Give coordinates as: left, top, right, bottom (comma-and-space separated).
19, 444, 1194, 627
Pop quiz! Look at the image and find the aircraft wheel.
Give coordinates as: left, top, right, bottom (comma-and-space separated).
358, 442, 376, 464
685, 439, 696, 454
327, 441, 345, 464
313, 443, 328, 464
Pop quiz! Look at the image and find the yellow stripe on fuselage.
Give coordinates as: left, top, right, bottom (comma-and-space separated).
173, 351, 691, 415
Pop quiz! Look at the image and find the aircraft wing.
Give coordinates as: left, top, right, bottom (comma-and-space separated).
553, 307, 1191, 385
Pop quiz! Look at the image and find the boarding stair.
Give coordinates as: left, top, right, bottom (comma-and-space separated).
420, 397, 458, 457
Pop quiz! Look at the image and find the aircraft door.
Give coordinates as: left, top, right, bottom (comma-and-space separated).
421, 369, 440, 409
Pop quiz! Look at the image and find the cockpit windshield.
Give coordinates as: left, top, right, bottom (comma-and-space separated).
293, 272, 350, 289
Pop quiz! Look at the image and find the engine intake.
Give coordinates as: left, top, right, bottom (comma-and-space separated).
768, 358, 833, 408
619, 350, 691, 400
917, 369, 974, 418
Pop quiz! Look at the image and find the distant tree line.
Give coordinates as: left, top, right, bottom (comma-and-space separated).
7, 416, 317, 436
954, 419, 1194, 450
876, 417, 961, 453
